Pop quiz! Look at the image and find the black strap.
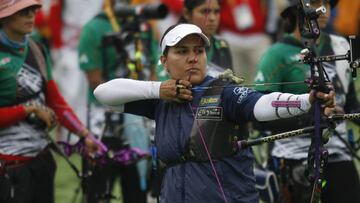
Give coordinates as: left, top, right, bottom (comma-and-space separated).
28, 39, 48, 81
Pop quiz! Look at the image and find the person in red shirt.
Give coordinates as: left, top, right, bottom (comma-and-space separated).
219, 0, 278, 81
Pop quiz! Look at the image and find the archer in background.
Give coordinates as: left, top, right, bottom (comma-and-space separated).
0, 0, 103, 202
93, 23, 335, 203
34, 0, 103, 142
254, 0, 360, 202
78, 0, 159, 202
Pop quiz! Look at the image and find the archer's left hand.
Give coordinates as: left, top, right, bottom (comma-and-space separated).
309, 89, 336, 109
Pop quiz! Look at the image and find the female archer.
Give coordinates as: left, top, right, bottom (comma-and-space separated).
0, 0, 102, 202
94, 23, 335, 203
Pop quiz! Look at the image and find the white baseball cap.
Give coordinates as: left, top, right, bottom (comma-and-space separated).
160, 23, 210, 54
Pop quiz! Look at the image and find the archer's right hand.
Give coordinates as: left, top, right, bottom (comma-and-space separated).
160, 79, 193, 102
24, 104, 57, 130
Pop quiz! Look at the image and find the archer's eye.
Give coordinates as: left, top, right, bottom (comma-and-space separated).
176, 49, 188, 54
194, 48, 205, 54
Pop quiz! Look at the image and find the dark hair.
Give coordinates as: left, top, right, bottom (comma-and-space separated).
282, 6, 298, 33
178, 0, 221, 23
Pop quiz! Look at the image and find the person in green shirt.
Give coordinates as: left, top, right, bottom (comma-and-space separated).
0, 0, 102, 202
156, 0, 233, 81
254, 0, 360, 202
78, 0, 157, 202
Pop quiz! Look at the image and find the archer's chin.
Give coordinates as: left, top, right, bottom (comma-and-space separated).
189, 75, 206, 85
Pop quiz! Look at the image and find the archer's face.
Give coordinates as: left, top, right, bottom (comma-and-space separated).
311, 0, 331, 29
3, 6, 38, 38
160, 34, 207, 85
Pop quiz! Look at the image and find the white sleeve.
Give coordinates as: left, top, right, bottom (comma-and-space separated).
94, 79, 161, 106
254, 92, 311, 121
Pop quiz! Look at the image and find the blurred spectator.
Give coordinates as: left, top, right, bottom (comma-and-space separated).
131, 0, 162, 42
157, 0, 184, 38
34, 0, 62, 49
219, 0, 279, 81
156, 0, 233, 81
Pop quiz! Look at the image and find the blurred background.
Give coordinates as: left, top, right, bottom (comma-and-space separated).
22, 0, 360, 202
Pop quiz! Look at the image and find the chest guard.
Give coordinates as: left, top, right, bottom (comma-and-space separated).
187, 79, 248, 161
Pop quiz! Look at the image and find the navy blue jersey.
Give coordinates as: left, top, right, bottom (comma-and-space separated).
124, 76, 263, 203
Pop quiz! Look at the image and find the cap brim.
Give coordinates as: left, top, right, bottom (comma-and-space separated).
0, 0, 41, 19
165, 33, 210, 47
161, 24, 210, 53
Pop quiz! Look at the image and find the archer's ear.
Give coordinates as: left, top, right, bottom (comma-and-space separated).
160, 55, 170, 74
160, 55, 167, 67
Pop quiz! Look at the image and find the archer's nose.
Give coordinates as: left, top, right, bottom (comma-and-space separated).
188, 51, 199, 63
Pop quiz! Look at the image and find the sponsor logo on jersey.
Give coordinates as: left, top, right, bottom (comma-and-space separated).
233, 87, 251, 104
196, 107, 223, 120
199, 95, 221, 106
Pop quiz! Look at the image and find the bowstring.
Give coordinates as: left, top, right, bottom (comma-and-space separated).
185, 0, 228, 202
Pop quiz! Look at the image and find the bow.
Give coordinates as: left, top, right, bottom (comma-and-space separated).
55, 139, 150, 166
51, 111, 150, 178
192, 1, 360, 203
297, 1, 333, 202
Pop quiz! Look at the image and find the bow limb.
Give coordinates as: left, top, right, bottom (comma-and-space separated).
62, 111, 108, 154
298, 1, 332, 201
55, 138, 150, 165
111, 147, 151, 165
46, 135, 83, 178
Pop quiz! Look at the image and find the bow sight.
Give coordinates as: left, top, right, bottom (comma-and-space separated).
349, 36, 360, 76
296, 0, 359, 77
300, 35, 360, 77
